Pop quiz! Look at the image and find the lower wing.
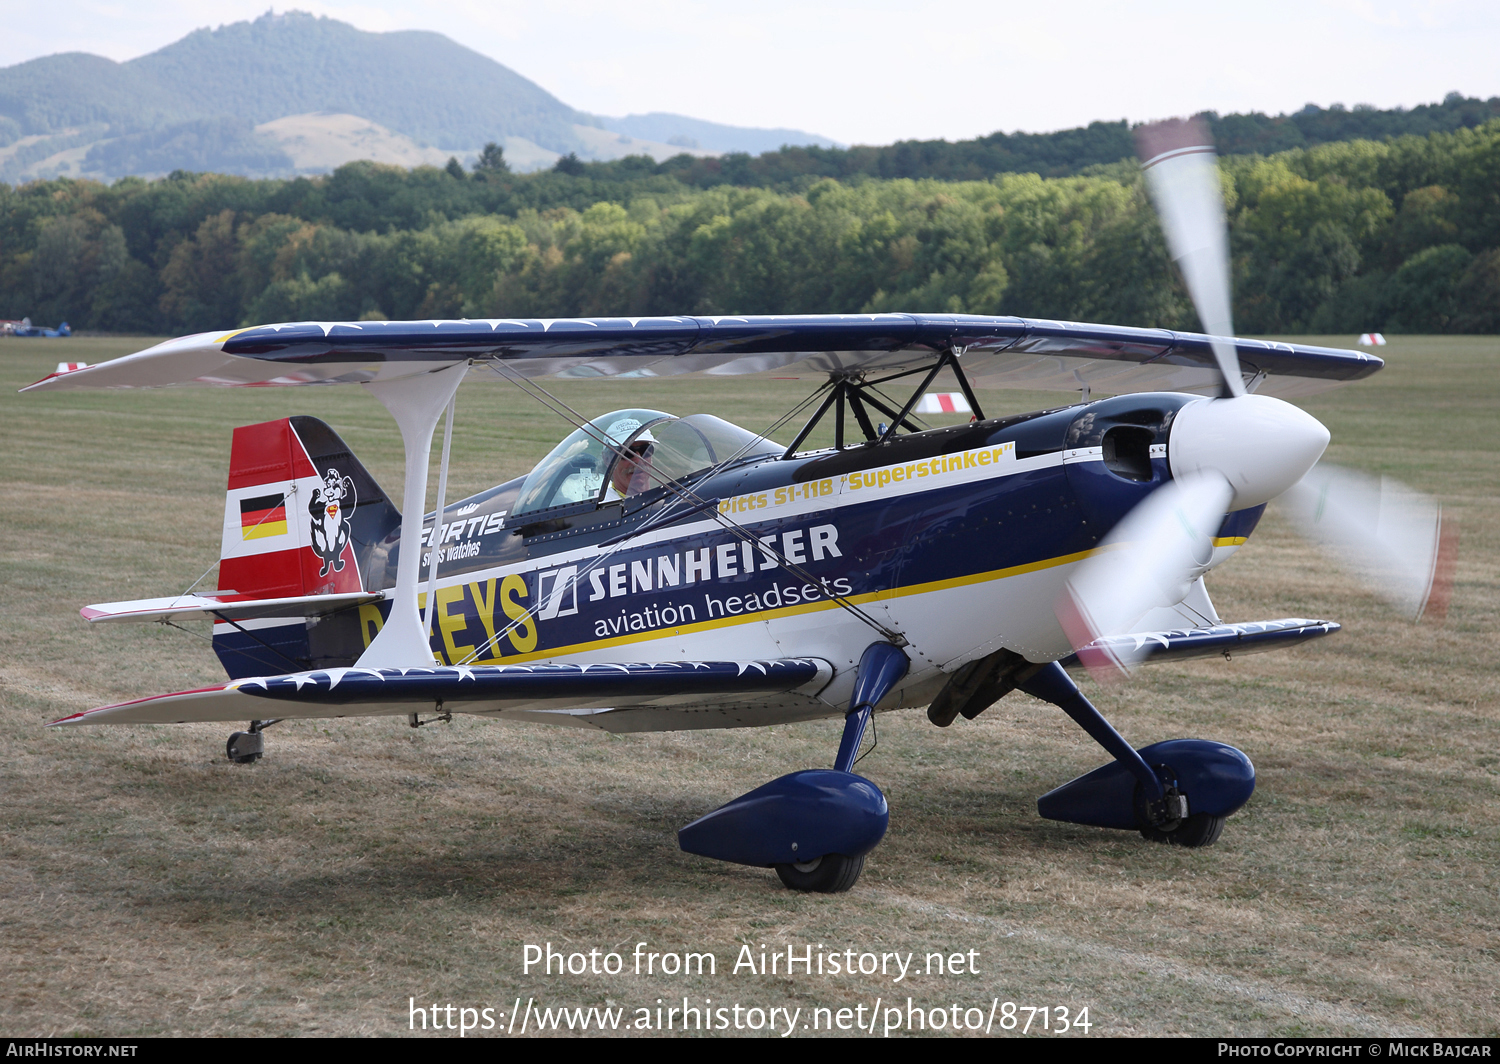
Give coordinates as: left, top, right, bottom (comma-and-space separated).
49, 659, 834, 727
1061, 618, 1339, 669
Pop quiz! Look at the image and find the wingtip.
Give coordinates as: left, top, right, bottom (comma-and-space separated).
20, 373, 61, 393
45, 708, 95, 727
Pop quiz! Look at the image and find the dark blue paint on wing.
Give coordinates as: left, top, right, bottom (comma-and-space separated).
236, 659, 823, 704
1059, 618, 1340, 669
219, 314, 1382, 382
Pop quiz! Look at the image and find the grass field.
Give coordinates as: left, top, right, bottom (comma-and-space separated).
1, 335, 1496, 1037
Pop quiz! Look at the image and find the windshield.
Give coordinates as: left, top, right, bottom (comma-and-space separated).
511, 410, 781, 517
512, 409, 670, 517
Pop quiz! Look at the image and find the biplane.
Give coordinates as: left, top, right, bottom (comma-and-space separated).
25, 120, 1454, 892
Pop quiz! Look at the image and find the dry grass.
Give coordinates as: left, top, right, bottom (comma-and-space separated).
0, 335, 1496, 1037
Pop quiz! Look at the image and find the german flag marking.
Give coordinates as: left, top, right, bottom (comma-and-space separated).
240, 493, 288, 540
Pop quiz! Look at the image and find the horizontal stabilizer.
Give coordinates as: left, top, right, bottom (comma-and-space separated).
1061, 618, 1339, 669
80, 591, 384, 624
48, 658, 832, 726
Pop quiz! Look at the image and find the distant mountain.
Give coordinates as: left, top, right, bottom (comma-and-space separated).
597, 113, 839, 154
125, 14, 586, 152
0, 10, 836, 181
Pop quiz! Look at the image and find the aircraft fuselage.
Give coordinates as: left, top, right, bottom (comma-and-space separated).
214, 392, 1264, 729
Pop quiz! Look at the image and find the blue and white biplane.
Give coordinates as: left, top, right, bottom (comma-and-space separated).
26, 120, 1453, 892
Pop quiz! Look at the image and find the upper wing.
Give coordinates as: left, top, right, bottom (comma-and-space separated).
48, 658, 834, 728
23, 314, 1380, 400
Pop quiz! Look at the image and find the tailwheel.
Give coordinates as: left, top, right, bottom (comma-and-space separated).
225, 730, 263, 764
1140, 812, 1226, 848
775, 853, 865, 893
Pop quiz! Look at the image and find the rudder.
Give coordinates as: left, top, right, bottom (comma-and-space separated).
213, 417, 400, 678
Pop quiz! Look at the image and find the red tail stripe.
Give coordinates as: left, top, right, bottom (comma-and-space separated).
227, 419, 316, 490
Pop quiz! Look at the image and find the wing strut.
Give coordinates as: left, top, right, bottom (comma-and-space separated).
421, 392, 458, 639
357, 363, 468, 668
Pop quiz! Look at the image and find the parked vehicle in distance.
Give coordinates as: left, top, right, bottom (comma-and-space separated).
8, 317, 72, 338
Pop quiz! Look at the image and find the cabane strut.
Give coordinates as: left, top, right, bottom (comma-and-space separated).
780, 347, 984, 460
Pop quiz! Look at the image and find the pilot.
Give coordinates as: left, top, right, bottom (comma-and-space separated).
603, 434, 655, 501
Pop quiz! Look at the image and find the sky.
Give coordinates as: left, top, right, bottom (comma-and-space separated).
7, 0, 1500, 146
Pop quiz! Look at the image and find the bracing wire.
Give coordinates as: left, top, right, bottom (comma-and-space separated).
173, 486, 295, 602
453, 363, 904, 665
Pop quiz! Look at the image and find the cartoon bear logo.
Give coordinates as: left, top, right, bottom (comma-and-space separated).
309, 468, 357, 577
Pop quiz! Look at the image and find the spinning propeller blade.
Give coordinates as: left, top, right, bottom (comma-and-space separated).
1281, 464, 1458, 623
1136, 117, 1244, 398
1058, 473, 1234, 682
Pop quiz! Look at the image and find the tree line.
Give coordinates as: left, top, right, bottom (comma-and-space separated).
592, 94, 1500, 189
3, 118, 1498, 337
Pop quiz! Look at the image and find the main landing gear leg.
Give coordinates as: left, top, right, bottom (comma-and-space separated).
778, 642, 908, 892
677, 642, 906, 893
226, 718, 281, 764
1020, 662, 1254, 845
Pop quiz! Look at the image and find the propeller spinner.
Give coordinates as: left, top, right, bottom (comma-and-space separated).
1056, 117, 1455, 681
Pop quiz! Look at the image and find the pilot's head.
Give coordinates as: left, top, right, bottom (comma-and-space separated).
611, 438, 655, 494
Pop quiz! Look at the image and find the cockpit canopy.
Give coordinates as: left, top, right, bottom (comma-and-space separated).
511, 409, 780, 517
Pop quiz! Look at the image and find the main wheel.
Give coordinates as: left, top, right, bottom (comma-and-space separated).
775, 853, 865, 893
1140, 812, 1225, 848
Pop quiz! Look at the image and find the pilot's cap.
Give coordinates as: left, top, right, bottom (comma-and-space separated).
605, 417, 642, 443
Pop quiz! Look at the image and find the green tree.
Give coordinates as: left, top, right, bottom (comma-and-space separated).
1385, 244, 1472, 331
158, 209, 244, 330
31, 215, 89, 322
474, 142, 510, 177
1451, 248, 1500, 331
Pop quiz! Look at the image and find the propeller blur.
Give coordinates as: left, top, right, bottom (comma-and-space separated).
1057, 120, 1455, 686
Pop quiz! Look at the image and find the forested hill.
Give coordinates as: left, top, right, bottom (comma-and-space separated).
5, 119, 1498, 339
127, 15, 585, 153
610, 93, 1500, 188
0, 13, 588, 158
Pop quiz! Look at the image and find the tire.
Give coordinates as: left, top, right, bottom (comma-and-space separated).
774, 853, 865, 893
1140, 812, 1225, 848
226, 732, 262, 764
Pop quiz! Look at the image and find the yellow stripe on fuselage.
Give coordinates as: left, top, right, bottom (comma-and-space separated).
1212, 536, 1248, 547
465, 546, 1099, 665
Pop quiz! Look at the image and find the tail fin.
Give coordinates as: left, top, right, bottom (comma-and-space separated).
214, 417, 400, 678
